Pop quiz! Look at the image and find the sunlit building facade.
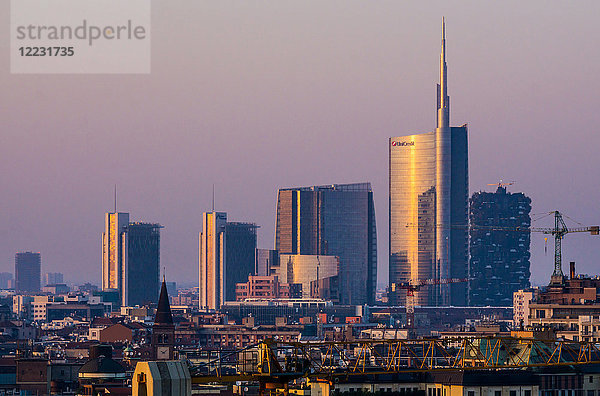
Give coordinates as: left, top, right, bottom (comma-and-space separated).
275, 183, 377, 305
389, 22, 468, 306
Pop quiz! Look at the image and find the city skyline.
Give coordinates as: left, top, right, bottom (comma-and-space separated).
2, 2, 600, 287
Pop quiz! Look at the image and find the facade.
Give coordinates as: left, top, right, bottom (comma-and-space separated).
102, 213, 161, 307
15, 252, 41, 293
275, 183, 377, 305
273, 254, 339, 299
389, 22, 468, 306
102, 212, 129, 293
469, 185, 532, 306
199, 212, 257, 310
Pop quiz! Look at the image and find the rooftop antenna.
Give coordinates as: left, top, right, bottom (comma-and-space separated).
114, 184, 117, 213
212, 183, 215, 212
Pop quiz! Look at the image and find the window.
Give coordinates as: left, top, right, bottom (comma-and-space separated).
495, 391, 501, 396
467, 391, 475, 396
525, 391, 531, 396
587, 391, 594, 396
590, 376, 594, 383
510, 391, 517, 396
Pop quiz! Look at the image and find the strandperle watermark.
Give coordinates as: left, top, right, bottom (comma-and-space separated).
11, 0, 151, 74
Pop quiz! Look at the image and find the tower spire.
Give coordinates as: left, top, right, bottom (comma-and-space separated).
437, 17, 449, 128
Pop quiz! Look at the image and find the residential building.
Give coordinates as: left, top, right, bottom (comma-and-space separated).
513, 288, 539, 327
389, 21, 468, 307
198, 212, 257, 310
15, 252, 41, 293
469, 185, 532, 306
275, 183, 377, 305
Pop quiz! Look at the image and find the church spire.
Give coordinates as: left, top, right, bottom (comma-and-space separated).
437, 17, 449, 129
154, 278, 173, 325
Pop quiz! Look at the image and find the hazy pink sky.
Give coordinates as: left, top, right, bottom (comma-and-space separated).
1, 1, 599, 287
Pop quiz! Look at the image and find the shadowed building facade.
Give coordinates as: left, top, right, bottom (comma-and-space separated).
275, 183, 377, 305
389, 21, 468, 307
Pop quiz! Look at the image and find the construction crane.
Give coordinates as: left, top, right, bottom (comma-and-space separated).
534, 211, 599, 284
391, 278, 467, 329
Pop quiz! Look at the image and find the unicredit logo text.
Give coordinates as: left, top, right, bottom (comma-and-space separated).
391, 141, 415, 147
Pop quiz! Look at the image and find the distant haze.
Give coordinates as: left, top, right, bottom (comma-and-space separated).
1, 1, 599, 287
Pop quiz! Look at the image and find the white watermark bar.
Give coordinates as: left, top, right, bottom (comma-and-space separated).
11, 0, 151, 74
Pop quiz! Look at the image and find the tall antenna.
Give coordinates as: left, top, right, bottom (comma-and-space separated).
212, 183, 215, 212
114, 184, 117, 213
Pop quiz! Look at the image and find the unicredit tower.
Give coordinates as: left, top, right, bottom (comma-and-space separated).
389, 20, 468, 307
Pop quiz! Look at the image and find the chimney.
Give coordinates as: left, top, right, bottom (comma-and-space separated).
570, 261, 576, 280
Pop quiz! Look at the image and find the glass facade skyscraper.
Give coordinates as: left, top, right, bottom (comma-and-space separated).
199, 212, 257, 310
15, 252, 41, 293
275, 183, 377, 305
389, 21, 468, 306
102, 212, 162, 307
125, 223, 161, 306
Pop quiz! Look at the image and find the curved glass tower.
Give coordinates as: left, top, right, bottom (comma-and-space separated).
389, 20, 468, 307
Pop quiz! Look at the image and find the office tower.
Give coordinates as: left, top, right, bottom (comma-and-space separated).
45, 272, 64, 286
389, 20, 468, 307
199, 212, 257, 310
469, 185, 531, 306
275, 183, 377, 305
15, 252, 41, 293
0, 273, 13, 289
102, 212, 161, 307
102, 212, 129, 292
274, 254, 339, 299
125, 223, 161, 306
256, 248, 279, 276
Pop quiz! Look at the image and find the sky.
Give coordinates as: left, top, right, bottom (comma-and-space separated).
1, 1, 599, 288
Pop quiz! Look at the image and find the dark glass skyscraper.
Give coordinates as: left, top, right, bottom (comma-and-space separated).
389, 21, 468, 306
15, 252, 41, 293
224, 222, 258, 302
469, 185, 531, 306
275, 183, 377, 305
125, 223, 161, 306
